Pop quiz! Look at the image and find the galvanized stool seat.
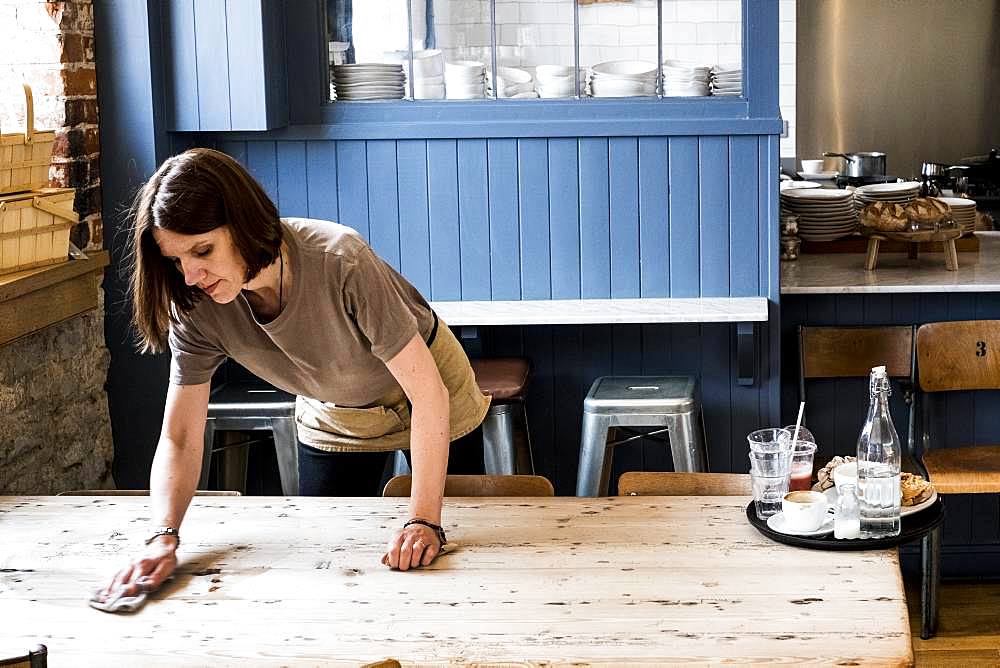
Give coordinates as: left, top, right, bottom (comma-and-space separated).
200, 382, 299, 496
576, 376, 708, 497
473, 357, 535, 475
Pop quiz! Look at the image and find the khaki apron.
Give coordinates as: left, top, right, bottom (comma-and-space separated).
294, 318, 490, 453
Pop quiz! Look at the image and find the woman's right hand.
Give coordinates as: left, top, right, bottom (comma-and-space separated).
95, 536, 178, 602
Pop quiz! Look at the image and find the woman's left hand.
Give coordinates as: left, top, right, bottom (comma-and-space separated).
382, 523, 441, 570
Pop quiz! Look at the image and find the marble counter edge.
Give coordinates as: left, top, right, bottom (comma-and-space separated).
429, 297, 769, 326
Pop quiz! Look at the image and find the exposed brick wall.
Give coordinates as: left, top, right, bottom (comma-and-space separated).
0, 0, 102, 249
0, 1, 112, 494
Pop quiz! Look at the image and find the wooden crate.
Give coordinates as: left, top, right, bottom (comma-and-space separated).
0, 84, 56, 195
0, 188, 77, 276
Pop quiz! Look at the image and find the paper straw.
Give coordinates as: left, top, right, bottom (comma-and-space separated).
792, 401, 805, 443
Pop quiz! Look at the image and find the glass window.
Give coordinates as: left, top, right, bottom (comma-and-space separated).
325, 0, 743, 102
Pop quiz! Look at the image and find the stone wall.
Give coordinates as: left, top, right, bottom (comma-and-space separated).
0, 0, 112, 493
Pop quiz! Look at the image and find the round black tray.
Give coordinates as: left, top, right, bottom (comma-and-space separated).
746, 499, 944, 551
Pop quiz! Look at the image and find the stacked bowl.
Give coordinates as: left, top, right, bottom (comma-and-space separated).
662, 60, 710, 96
780, 188, 859, 241
331, 63, 405, 101
534, 65, 584, 98
936, 197, 978, 235
445, 60, 487, 100
589, 60, 657, 98
710, 64, 743, 96
384, 49, 445, 99
491, 66, 536, 99
852, 182, 920, 215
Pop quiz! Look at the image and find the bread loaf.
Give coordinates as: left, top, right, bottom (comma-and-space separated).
905, 197, 951, 226
860, 201, 908, 232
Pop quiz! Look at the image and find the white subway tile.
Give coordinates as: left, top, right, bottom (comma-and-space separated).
696, 22, 740, 44
779, 63, 795, 86
717, 44, 742, 65
717, 0, 742, 22
675, 0, 717, 23
659, 0, 677, 22
580, 24, 619, 47
494, 2, 519, 25
779, 84, 795, 107
537, 24, 572, 47
520, 3, 562, 24
597, 4, 640, 25
619, 25, 658, 47
779, 20, 795, 44
663, 22, 697, 45
578, 5, 599, 25
580, 45, 603, 67
779, 42, 795, 65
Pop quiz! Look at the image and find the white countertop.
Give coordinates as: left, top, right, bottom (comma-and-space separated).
430, 297, 769, 326
781, 232, 1000, 294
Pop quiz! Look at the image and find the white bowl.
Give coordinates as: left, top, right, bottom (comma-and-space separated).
414, 74, 444, 85
801, 159, 825, 173
496, 66, 532, 85
591, 80, 655, 97
591, 60, 657, 78
446, 60, 486, 80
413, 83, 445, 99
535, 64, 580, 81
833, 461, 858, 489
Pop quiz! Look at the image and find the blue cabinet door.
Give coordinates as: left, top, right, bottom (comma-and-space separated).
162, 0, 288, 131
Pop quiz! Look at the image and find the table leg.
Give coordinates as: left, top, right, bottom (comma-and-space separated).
943, 239, 958, 271
921, 525, 941, 639
864, 237, 880, 270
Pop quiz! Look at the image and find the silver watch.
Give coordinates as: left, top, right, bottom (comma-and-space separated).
145, 526, 180, 546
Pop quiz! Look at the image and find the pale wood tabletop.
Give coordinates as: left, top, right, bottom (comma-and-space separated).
0, 495, 913, 667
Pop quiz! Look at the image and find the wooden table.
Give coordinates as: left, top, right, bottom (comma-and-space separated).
0, 496, 912, 666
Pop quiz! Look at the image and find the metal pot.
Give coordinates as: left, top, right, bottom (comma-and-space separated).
823, 151, 887, 177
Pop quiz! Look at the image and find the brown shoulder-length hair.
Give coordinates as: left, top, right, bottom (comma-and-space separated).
127, 147, 282, 353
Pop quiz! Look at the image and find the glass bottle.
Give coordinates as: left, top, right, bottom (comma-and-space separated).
856, 365, 902, 538
834, 484, 861, 539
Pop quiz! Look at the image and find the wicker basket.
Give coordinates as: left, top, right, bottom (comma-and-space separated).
0, 188, 77, 275
0, 84, 56, 195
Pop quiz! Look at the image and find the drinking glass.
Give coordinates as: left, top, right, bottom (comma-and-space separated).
788, 440, 818, 492
748, 428, 793, 519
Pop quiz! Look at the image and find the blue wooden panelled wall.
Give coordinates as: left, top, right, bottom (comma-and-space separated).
167, 133, 780, 495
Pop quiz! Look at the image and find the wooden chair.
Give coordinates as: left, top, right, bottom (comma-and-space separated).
0, 644, 47, 668
382, 474, 554, 497
799, 325, 917, 454
914, 320, 1000, 638
617, 471, 751, 496
57, 490, 242, 496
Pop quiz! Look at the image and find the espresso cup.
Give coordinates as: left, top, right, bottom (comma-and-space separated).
782, 490, 829, 531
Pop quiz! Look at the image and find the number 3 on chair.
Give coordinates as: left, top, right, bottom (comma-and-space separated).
976, 341, 987, 357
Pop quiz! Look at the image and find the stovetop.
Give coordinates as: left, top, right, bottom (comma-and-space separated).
835, 174, 902, 188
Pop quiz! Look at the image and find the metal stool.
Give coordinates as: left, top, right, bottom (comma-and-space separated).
576, 376, 709, 497
200, 382, 299, 496
473, 357, 534, 475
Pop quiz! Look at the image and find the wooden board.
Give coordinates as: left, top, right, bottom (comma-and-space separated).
802, 235, 979, 254
0, 496, 913, 666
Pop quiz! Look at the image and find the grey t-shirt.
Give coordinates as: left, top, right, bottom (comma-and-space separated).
168, 218, 436, 407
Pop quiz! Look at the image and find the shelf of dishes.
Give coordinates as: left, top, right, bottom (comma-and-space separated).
779, 181, 984, 244
330, 51, 741, 102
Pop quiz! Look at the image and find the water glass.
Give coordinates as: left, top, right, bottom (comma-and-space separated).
751, 471, 790, 520
747, 428, 793, 453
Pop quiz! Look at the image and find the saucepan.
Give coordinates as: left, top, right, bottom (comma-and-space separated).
823, 151, 886, 178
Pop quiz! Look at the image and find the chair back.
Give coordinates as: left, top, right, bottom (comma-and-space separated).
916, 320, 1000, 392
617, 472, 751, 496
383, 474, 554, 497
0, 644, 47, 668
57, 490, 242, 496
799, 325, 914, 380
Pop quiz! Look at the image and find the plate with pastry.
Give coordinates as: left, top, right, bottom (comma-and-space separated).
815, 458, 937, 516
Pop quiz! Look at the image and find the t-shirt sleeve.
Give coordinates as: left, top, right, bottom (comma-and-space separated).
343, 246, 421, 363
168, 315, 227, 385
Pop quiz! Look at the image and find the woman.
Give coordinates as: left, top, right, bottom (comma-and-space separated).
98, 148, 489, 602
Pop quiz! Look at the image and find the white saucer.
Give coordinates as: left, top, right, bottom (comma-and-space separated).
766, 511, 835, 537
823, 486, 938, 517
798, 171, 839, 180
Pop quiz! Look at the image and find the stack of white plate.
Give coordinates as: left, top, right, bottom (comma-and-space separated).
936, 197, 978, 235
332, 64, 405, 101
589, 60, 657, 98
445, 60, 487, 100
534, 65, 584, 98
853, 181, 921, 214
489, 66, 536, 99
383, 49, 445, 99
780, 188, 859, 241
662, 60, 710, 97
710, 64, 742, 96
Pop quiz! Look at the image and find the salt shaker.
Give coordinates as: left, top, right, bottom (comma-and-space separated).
834, 483, 861, 539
